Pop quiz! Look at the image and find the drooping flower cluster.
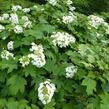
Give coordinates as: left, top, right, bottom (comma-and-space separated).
38, 80, 56, 105
19, 56, 30, 67
7, 41, 14, 51
51, 32, 76, 48
65, 65, 77, 78
28, 43, 46, 68
1, 50, 14, 60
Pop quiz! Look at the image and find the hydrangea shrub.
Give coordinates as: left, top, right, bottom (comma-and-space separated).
0, 0, 109, 109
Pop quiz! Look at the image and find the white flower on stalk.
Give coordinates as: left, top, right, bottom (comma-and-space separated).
1, 50, 14, 60
88, 15, 105, 29
28, 43, 46, 68
10, 13, 19, 24
0, 24, 5, 32
22, 8, 31, 13
12, 5, 22, 11
62, 13, 76, 24
2, 13, 9, 20
65, 65, 77, 78
19, 56, 30, 67
38, 79, 56, 105
7, 41, 14, 51
47, 0, 57, 6
51, 32, 76, 48
14, 25, 23, 34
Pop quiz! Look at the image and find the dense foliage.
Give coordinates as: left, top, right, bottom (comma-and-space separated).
0, 0, 109, 109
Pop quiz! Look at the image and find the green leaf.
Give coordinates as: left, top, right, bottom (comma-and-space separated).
36, 24, 55, 33
87, 97, 101, 109
0, 99, 7, 108
0, 59, 17, 73
82, 77, 96, 95
63, 103, 75, 109
7, 75, 27, 95
23, 65, 37, 77
97, 60, 108, 70
0, 31, 9, 40
31, 104, 39, 109
18, 99, 28, 109
44, 59, 55, 73
100, 93, 109, 109
24, 29, 44, 39
7, 100, 18, 109
44, 100, 56, 109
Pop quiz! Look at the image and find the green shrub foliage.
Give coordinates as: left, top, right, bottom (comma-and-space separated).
0, 0, 109, 109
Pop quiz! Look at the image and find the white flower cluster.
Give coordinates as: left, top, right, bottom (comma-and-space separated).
1, 50, 14, 60
0, 5, 32, 34
103, 22, 109, 35
62, 12, 76, 24
22, 16, 32, 28
67, 0, 73, 6
14, 25, 23, 34
3, 13, 9, 19
51, 32, 76, 48
106, 27, 109, 34
22, 8, 31, 13
66, 0, 76, 12
47, 0, 57, 6
19, 56, 30, 67
12, 5, 30, 13
7, 41, 14, 51
0, 24, 5, 32
12, 5, 22, 11
38, 80, 56, 105
62, 0, 76, 24
28, 43, 46, 68
0, 13, 8, 32
0, 13, 9, 21
88, 15, 109, 34
10, 13, 19, 25
11, 5, 32, 34
88, 15, 105, 29
65, 65, 77, 78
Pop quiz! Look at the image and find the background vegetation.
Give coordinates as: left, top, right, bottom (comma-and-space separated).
0, 0, 109, 109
